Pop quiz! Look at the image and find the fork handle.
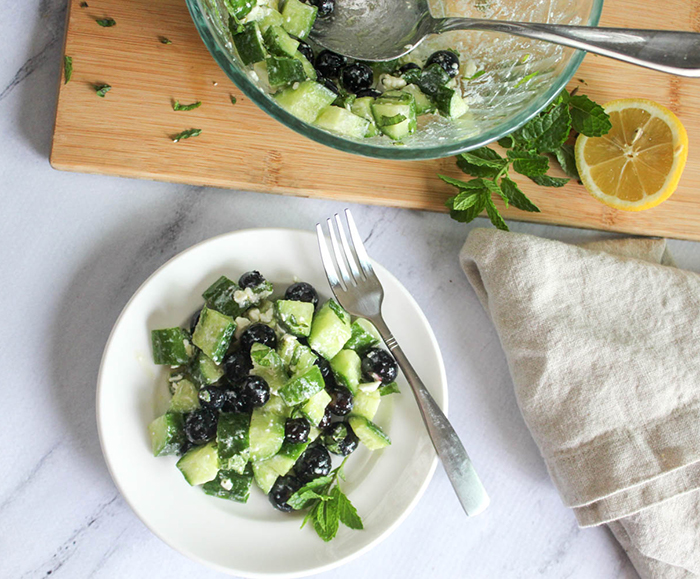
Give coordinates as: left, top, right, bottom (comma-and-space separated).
371, 317, 490, 517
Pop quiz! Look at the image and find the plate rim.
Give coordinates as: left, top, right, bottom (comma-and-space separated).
96, 227, 448, 578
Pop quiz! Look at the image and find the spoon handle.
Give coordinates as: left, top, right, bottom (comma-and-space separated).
434, 19, 700, 77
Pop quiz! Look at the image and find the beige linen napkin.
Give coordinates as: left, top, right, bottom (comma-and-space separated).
460, 228, 700, 578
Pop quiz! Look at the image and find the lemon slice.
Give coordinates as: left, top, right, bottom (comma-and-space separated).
575, 99, 688, 211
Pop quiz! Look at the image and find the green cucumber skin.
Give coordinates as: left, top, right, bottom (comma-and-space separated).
276, 299, 315, 337
248, 407, 286, 461
266, 56, 306, 87
301, 388, 331, 425
273, 80, 337, 124
344, 318, 381, 353
202, 275, 246, 318
190, 351, 225, 386
217, 413, 251, 468
330, 349, 362, 394
148, 412, 185, 457
308, 300, 352, 360
263, 25, 299, 57
151, 328, 192, 366
348, 415, 391, 450
233, 22, 267, 65
192, 306, 236, 364
278, 364, 325, 406
250, 343, 289, 393
202, 465, 253, 502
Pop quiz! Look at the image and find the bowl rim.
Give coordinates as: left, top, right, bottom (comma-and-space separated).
186, 0, 604, 160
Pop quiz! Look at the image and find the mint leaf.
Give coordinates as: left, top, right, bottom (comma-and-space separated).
569, 94, 612, 137
379, 381, 400, 396
94, 84, 111, 97
555, 144, 579, 180
448, 191, 487, 223
173, 100, 202, 111
498, 135, 515, 149
500, 177, 540, 212
518, 102, 572, 153
438, 174, 480, 191
481, 179, 507, 208
288, 489, 327, 510
507, 150, 549, 177
171, 128, 202, 142
96, 17, 116, 27
457, 147, 508, 178
453, 191, 482, 211
63, 56, 72, 84
337, 489, 363, 530
484, 198, 509, 231
296, 476, 333, 493
314, 490, 340, 542
530, 175, 569, 187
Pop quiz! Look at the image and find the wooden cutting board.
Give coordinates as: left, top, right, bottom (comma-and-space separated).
51, 0, 700, 240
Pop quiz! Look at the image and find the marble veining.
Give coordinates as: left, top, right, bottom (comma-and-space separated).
3, 1, 700, 578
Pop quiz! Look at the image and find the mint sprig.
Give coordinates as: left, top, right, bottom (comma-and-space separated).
441, 88, 611, 231
172, 100, 202, 111
96, 17, 116, 27
289, 457, 363, 542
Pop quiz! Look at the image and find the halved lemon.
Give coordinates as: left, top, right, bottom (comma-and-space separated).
575, 99, 688, 211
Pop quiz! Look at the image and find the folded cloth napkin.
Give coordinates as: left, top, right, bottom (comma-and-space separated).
460, 229, 700, 579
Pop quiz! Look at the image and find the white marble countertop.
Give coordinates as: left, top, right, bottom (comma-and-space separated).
3, 2, 700, 578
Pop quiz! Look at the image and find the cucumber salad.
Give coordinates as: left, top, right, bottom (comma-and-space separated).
148, 270, 399, 541
222, 0, 471, 141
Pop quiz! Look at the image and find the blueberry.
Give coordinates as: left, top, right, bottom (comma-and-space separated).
239, 270, 265, 289
297, 40, 314, 63
269, 475, 302, 512
319, 77, 340, 95
314, 354, 333, 381
322, 422, 359, 456
178, 439, 194, 456
425, 50, 460, 78
285, 417, 311, 444
240, 323, 277, 353
318, 406, 332, 430
284, 282, 319, 308
315, 50, 347, 79
327, 386, 353, 416
294, 445, 332, 483
240, 375, 270, 408
198, 386, 227, 410
223, 386, 248, 414
307, 0, 334, 18
184, 409, 218, 444
399, 62, 420, 74
341, 63, 373, 93
189, 306, 203, 333
222, 349, 251, 384
361, 348, 398, 384
356, 88, 381, 98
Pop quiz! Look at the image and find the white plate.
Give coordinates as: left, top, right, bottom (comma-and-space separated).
97, 228, 447, 578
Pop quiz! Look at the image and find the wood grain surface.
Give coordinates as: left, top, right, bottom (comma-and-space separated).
51, 0, 700, 240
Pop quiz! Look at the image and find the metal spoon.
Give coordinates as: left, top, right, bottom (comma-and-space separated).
309, 0, 700, 77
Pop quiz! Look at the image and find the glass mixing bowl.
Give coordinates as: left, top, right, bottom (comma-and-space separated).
186, 0, 603, 160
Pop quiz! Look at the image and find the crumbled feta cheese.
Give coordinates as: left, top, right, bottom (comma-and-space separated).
234, 286, 257, 306
248, 308, 261, 322
292, 82, 300, 90
168, 373, 183, 382
260, 308, 274, 324
380, 74, 407, 90
220, 478, 233, 491
234, 316, 251, 339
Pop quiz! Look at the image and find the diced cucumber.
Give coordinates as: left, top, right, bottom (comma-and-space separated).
400, 66, 421, 85
148, 412, 185, 456
233, 21, 267, 65
293, 51, 317, 80
348, 416, 391, 450
224, 0, 257, 20
401, 83, 436, 115
308, 299, 352, 360
252, 460, 279, 493
333, 89, 356, 109
344, 318, 381, 352
418, 63, 450, 97
262, 394, 290, 416
202, 275, 246, 318
277, 334, 300, 367
273, 80, 337, 124
279, 365, 325, 406
352, 389, 381, 420
435, 86, 468, 119
263, 25, 299, 57
190, 351, 225, 386
202, 465, 254, 502
289, 344, 317, 377
192, 306, 236, 364
254, 6, 284, 32
248, 406, 286, 461
176, 441, 219, 485
371, 91, 417, 141
217, 412, 250, 470
379, 381, 400, 396
250, 343, 289, 393
308, 424, 321, 441
350, 97, 379, 137
315, 106, 370, 138
151, 328, 193, 366
169, 378, 200, 413
301, 388, 331, 425
264, 441, 309, 478
330, 349, 362, 393
266, 56, 306, 87
358, 380, 381, 393
276, 300, 315, 337
281, 0, 317, 39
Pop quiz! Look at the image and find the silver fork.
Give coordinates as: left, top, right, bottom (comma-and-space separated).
316, 209, 489, 517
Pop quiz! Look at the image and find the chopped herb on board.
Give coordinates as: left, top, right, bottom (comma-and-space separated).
63, 56, 73, 84
172, 100, 202, 111
159, 36, 173, 44
230, 95, 237, 105
94, 83, 112, 97
172, 128, 202, 142
441, 88, 612, 231
96, 18, 116, 27
80, 1, 88, 7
